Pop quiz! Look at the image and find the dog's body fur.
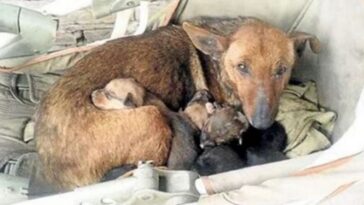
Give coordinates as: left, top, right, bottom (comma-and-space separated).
35, 26, 204, 190
35, 18, 319, 190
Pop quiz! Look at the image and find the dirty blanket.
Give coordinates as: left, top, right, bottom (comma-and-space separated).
277, 81, 337, 158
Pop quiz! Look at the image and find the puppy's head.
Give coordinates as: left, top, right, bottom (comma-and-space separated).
91, 78, 145, 110
91, 89, 136, 110
183, 89, 214, 129
187, 89, 213, 106
183, 18, 320, 129
200, 104, 249, 148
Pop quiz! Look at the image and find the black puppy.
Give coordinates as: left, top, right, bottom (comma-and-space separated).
193, 122, 287, 176
192, 145, 245, 176
235, 122, 288, 166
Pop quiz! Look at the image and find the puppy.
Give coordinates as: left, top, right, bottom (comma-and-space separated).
91, 78, 146, 110
181, 89, 213, 129
193, 122, 288, 176
233, 122, 288, 166
192, 145, 245, 176
199, 104, 249, 148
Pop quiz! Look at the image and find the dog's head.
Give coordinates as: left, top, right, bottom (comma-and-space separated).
183, 18, 320, 129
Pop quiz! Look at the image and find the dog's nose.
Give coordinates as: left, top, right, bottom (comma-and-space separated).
250, 91, 274, 129
251, 115, 273, 129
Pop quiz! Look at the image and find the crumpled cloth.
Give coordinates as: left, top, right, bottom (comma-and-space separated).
198, 152, 364, 205
277, 81, 337, 158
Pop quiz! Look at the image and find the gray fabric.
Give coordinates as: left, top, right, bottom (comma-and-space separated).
2, 152, 37, 178
0, 3, 57, 63
0, 73, 60, 141
0, 173, 28, 205
178, 0, 312, 32
291, 0, 364, 142
92, 0, 143, 18
197, 151, 364, 205
0, 137, 32, 171
0, 73, 37, 141
0, 72, 61, 176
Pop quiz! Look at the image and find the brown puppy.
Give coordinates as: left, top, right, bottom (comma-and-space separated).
178, 89, 213, 129
36, 19, 319, 190
92, 78, 146, 110
200, 104, 249, 148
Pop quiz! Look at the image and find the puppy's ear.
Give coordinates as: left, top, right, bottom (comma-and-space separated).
183, 22, 228, 60
205, 102, 216, 114
124, 93, 136, 108
235, 111, 249, 126
213, 102, 222, 109
289, 31, 320, 57
200, 131, 216, 149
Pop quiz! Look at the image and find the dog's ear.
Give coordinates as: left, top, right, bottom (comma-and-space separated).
289, 31, 321, 57
183, 22, 228, 60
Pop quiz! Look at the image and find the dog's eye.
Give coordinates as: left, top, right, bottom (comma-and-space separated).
237, 63, 250, 76
274, 65, 287, 78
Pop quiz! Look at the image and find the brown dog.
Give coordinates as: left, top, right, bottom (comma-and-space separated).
183, 17, 320, 129
35, 18, 319, 190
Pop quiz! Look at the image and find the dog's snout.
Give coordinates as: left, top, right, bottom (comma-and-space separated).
250, 90, 274, 129
251, 112, 273, 129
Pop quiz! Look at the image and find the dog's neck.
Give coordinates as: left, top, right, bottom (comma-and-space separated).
206, 57, 241, 110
